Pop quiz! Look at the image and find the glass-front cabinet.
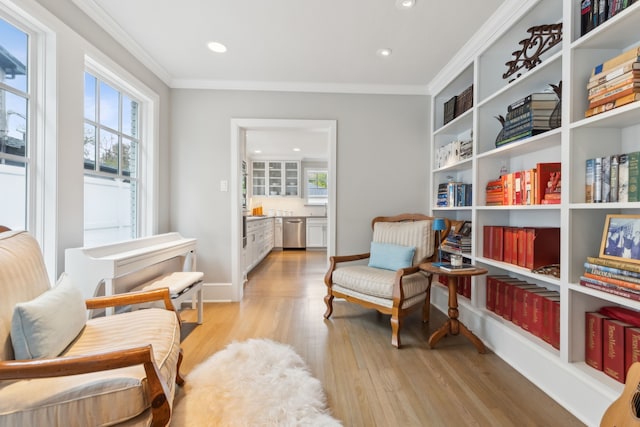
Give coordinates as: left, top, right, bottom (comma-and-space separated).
252, 161, 299, 197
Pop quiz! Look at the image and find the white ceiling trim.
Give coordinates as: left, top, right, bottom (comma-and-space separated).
427, 0, 537, 96
170, 78, 429, 95
71, 0, 172, 85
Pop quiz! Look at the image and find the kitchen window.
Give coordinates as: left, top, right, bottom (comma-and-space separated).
305, 168, 328, 205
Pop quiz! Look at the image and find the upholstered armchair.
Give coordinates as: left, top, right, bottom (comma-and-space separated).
0, 229, 183, 426
324, 214, 449, 348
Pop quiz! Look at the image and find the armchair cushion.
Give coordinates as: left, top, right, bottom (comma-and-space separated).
372, 219, 433, 265
11, 273, 86, 360
368, 242, 415, 271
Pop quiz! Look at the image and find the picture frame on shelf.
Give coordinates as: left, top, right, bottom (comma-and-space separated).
600, 214, 640, 264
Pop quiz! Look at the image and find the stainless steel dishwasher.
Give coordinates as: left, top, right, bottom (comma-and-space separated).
282, 217, 306, 249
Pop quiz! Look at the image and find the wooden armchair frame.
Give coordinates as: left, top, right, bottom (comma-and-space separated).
324, 213, 450, 348
0, 288, 183, 427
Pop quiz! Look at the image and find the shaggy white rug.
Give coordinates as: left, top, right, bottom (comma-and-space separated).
171, 338, 342, 426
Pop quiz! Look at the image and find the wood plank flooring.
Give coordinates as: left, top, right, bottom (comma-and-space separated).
176, 249, 586, 426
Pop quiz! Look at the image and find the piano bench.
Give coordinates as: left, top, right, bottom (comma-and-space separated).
132, 271, 204, 324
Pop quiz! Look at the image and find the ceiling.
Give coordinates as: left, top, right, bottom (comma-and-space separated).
73, 0, 508, 95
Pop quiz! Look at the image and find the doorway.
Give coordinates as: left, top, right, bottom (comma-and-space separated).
230, 119, 337, 301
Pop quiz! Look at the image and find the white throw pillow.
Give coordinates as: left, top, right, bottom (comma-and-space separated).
11, 273, 86, 359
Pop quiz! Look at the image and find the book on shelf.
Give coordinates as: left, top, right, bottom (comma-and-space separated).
626, 327, 640, 375
630, 152, 640, 202
580, 277, 640, 302
586, 312, 609, 370
589, 59, 640, 88
588, 70, 640, 97
602, 156, 611, 203
587, 256, 640, 274
585, 92, 640, 117
611, 155, 619, 203
619, 153, 629, 202
444, 95, 457, 125
584, 261, 640, 279
530, 291, 560, 339
594, 157, 603, 202
604, 318, 632, 383
542, 295, 561, 349
495, 129, 547, 147
583, 272, 640, 291
591, 45, 640, 77
588, 85, 640, 109
586, 158, 595, 203
507, 92, 558, 112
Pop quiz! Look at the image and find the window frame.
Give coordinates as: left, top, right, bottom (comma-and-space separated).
84, 54, 159, 242
304, 167, 328, 205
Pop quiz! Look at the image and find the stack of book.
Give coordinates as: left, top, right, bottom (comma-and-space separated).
441, 227, 472, 255
436, 181, 472, 207
483, 162, 560, 206
580, 256, 640, 302
495, 92, 558, 147
442, 84, 474, 125
435, 137, 473, 169
585, 152, 639, 203
483, 226, 560, 270
486, 276, 560, 349
585, 307, 640, 383
581, 0, 637, 37
585, 45, 640, 118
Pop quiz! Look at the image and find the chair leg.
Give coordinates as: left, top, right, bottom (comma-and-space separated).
390, 312, 401, 348
323, 293, 334, 319
423, 276, 433, 323
176, 348, 185, 386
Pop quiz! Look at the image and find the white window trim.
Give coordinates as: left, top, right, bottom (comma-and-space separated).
0, 1, 57, 280
304, 167, 328, 205
84, 54, 159, 238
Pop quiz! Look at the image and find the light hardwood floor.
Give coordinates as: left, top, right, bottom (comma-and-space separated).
176, 250, 586, 426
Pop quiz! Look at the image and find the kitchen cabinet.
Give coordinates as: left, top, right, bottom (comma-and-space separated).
306, 217, 327, 248
252, 161, 299, 197
428, 1, 640, 424
244, 217, 274, 274
274, 218, 283, 248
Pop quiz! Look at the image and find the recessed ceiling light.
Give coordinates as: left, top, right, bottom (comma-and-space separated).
207, 41, 227, 53
396, 0, 416, 9
376, 48, 392, 58
293, 148, 301, 152
254, 150, 262, 154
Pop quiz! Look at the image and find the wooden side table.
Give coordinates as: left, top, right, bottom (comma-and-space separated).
420, 262, 488, 353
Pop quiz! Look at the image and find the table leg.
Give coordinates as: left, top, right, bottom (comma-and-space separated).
428, 275, 487, 354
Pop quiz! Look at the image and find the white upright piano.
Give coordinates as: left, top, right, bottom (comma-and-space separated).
65, 232, 199, 316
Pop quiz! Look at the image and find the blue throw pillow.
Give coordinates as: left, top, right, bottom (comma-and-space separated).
368, 242, 416, 271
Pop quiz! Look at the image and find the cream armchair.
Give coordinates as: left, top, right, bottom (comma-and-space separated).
0, 229, 183, 427
324, 214, 449, 348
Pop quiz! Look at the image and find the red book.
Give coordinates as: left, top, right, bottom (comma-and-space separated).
512, 285, 537, 327
505, 282, 537, 323
586, 312, 608, 370
495, 277, 525, 317
514, 171, 523, 205
503, 227, 514, 264
535, 162, 561, 205
543, 295, 561, 349
492, 226, 504, 262
530, 291, 560, 338
603, 319, 632, 383
525, 227, 560, 270
483, 226, 492, 259
625, 327, 640, 375
521, 288, 555, 332
462, 276, 471, 298
517, 228, 527, 267
486, 275, 512, 312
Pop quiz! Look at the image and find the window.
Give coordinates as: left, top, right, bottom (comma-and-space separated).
0, 16, 29, 230
83, 71, 140, 245
305, 168, 328, 205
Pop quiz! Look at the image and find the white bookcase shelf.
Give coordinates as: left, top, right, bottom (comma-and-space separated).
429, 0, 640, 425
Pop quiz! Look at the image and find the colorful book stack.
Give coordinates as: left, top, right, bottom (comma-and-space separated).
585, 306, 640, 383
484, 162, 560, 206
436, 181, 472, 207
495, 92, 558, 148
441, 227, 472, 255
585, 44, 640, 118
486, 275, 560, 349
581, 0, 637, 37
580, 256, 640, 302
585, 152, 639, 202
483, 226, 560, 270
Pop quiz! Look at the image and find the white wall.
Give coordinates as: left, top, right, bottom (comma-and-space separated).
170, 89, 431, 290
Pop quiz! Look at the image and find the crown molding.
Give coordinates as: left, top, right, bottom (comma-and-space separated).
427, 0, 538, 96
170, 78, 430, 96
71, 0, 172, 85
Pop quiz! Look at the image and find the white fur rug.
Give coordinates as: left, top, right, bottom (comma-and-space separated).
171, 338, 342, 426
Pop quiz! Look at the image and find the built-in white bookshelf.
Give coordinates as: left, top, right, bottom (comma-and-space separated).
429, 1, 640, 425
